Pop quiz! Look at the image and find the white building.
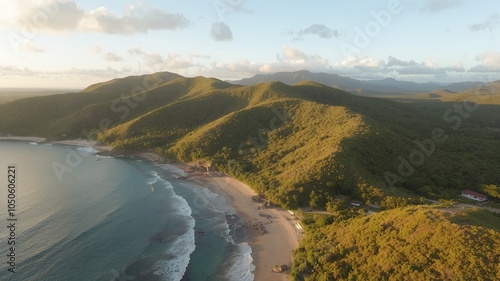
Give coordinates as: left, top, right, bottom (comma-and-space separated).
460, 189, 487, 202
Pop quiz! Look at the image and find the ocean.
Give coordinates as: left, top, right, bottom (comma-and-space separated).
0, 141, 254, 281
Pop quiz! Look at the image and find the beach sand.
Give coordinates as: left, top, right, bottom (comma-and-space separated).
193, 176, 300, 281
135, 153, 301, 280
52, 139, 113, 152
0, 136, 47, 142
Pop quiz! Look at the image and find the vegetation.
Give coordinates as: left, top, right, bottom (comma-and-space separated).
292, 206, 500, 281
1, 72, 499, 280
1, 74, 499, 208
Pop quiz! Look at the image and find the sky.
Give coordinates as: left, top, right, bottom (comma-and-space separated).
0, 0, 499, 88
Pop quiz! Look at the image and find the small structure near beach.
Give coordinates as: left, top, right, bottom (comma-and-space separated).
460, 189, 487, 202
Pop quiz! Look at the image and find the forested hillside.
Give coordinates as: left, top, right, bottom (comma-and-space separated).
2, 72, 499, 280
1, 73, 500, 207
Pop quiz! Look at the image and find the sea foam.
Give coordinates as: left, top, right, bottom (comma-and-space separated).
222, 243, 255, 281
148, 173, 196, 281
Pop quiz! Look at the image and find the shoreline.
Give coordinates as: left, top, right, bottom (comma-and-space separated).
0, 138, 301, 280
135, 153, 301, 280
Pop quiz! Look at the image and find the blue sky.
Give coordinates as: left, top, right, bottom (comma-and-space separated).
0, 0, 499, 88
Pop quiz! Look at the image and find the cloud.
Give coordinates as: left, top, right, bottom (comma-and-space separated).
82, 6, 189, 35
386, 56, 418, 67
63, 67, 132, 78
163, 53, 195, 69
20, 41, 45, 53
214, 60, 261, 73
0, 65, 36, 76
469, 51, 500, 72
421, 0, 463, 12
14, 0, 85, 31
102, 52, 123, 62
297, 24, 340, 39
127, 48, 198, 70
127, 46, 143, 55
469, 14, 500, 31
210, 22, 233, 41
334, 55, 382, 69
282, 46, 309, 62
384, 57, 464, 75
260, 46, 329, 73
91, 44, 102, 54
210, 46, 329, 76
10, 1, 189, 35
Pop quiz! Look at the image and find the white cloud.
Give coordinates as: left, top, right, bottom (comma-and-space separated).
334, 55, 382, 69
257, 46, 329, 73
381, 57, 464, 75
296, 24, 340, 39
210, 22, 233, 41
127, 46, 143, 55
16, 0, 85, 31
0, 65, 36, 76
9, 1, 189, 35
215, 60, 261, 73
165, 53, 196, 69
469, 14, 500, 31
102, 52, 123, 62
127, 48, 198, 70
282, 46, 309, 62
470, 51, 500, 72
20, 41, 45, 53
90, 44, 102, 54
143, 53, 165, 68
81, 6, 189, 35
64, 67, 132, 77
421, 0, 464, 12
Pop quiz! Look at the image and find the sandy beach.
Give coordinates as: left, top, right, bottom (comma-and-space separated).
135, 153, 301, 280
193, 176, 300, 281
0, 136, 47, 142
0, 137, 113, 152
52, 139, 113, 152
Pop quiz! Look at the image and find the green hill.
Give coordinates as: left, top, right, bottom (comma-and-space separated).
1, 72, 499, 280
1, 73, 500, 207
292, 206, 500, 281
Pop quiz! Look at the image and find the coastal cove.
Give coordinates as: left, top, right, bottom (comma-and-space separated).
0, 137, 300, 281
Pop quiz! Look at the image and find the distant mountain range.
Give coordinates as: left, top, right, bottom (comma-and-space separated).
229, 70, 486, 95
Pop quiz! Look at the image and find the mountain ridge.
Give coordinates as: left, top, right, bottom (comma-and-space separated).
1, 72, 499, 208
229, 70, 486, 94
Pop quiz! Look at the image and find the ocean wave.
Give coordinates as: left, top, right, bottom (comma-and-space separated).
76, 146, 98, 155
153, 193, 196, 281
147, 171, 160, 185
30, 142, 39, 145
178, 182, 236, 218
157, 164, 187, 177
222, 243, 255, 281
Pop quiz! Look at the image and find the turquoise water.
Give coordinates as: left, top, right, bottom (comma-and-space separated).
0, 141, 254, 281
